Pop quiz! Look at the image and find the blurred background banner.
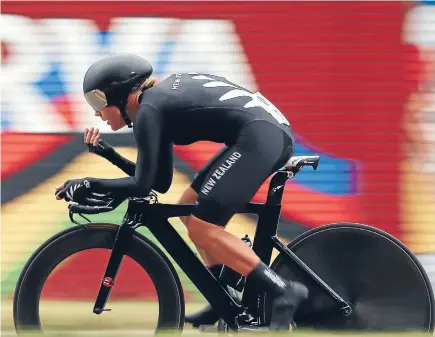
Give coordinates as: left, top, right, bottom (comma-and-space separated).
1, 0, 435, 317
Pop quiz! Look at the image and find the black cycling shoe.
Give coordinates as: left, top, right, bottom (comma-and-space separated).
185, 286, 241, 327
269, 281, 309, 331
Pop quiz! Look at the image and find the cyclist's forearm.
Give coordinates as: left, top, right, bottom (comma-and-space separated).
101, 149, 136, 177
90, 176, 149, 198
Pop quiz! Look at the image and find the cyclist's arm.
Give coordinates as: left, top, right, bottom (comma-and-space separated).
87, 137, 136, 176
89, 105, 166, 197
102, 148, 136, 177
98, 137, 173, 193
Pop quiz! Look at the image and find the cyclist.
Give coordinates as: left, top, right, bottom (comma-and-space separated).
55, 54, 309, 330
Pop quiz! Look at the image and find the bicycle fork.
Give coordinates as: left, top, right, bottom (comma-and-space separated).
93, 223, 134, 314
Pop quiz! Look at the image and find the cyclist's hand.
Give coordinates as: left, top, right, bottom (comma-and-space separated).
85, 127, 113, 156
85, 127, 100, 146
68, 195, 125, 215
55, 178, 94, 203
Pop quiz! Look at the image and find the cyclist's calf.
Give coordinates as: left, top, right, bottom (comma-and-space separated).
186, 216, 226, 250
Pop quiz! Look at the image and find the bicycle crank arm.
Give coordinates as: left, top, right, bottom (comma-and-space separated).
93, 224, 134, 314
271, 236, 352, 315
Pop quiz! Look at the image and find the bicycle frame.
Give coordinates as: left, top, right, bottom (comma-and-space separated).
90, 170, 351, 330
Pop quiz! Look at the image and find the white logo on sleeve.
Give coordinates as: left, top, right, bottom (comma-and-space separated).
191, 74, 289, 125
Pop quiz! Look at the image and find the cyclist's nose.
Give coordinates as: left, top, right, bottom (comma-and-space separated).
95, 111, 105, 121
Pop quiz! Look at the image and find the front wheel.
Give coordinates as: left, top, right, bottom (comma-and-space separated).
13, 223, 185, 334
265, 223, 435, 333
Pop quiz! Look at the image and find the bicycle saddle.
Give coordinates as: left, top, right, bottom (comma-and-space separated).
283, 155, 320, 171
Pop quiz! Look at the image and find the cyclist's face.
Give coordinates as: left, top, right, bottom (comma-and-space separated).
95, 106, 125, 131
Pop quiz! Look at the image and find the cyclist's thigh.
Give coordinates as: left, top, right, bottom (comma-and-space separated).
190, 146, 229, 194
192, 121, 293, 227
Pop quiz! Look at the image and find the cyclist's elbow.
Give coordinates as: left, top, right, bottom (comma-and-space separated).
135, 177, 153, 197
152, 176, 172, 194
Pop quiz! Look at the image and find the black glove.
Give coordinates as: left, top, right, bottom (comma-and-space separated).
68, 195, 125, 215
87, 139, 114, 157
55, 178, 97, 203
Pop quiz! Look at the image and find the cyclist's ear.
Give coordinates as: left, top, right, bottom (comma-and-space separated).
125, 77, 158, 116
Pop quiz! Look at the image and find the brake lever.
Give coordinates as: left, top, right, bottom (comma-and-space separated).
69, 208, 92, 225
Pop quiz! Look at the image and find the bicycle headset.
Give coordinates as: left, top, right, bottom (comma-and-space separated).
83, 54, 153, 128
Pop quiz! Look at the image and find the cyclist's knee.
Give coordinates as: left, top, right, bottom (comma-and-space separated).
187, 216, 223, 249
178, 187, 198, 226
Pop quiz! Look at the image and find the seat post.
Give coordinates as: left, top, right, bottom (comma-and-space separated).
249, 171, 290, 262
265, 170, 292, 206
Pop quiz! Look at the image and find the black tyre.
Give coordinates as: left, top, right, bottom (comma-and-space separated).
13, 223, 185, 334
265, 223, 435, 332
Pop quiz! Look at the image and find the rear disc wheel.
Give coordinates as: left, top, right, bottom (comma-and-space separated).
266, 223, 434, 332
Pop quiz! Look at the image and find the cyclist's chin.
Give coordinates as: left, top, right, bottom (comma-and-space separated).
107, 118, 127, 131
110, 123, 125, 131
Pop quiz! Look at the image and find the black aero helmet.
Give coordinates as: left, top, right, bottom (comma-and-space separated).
83, 54, 153, 128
